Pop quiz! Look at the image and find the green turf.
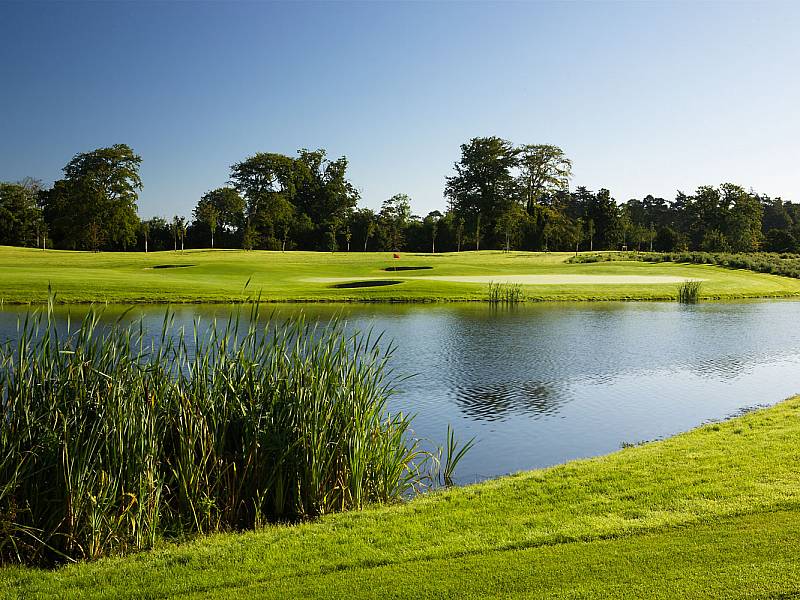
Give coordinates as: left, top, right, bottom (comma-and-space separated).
4, 398, 800, 598
4, 246, 800, 303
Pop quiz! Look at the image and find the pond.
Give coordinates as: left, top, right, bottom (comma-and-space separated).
2, 300, 800, 484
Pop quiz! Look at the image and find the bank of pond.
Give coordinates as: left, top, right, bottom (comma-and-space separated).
2, 299, 800, 569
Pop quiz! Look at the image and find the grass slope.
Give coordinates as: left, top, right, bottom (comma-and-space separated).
4, 398, 800, 599
4, 246, 800, 303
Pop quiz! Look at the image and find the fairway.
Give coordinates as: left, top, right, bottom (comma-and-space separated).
312, 274, 702, 284
2, 246, 800, 303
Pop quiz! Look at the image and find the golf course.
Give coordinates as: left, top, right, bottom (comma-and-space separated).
3, 246, 800, 304
2, 398, 800, 598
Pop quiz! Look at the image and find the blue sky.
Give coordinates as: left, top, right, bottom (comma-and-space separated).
1, 1, 798, 218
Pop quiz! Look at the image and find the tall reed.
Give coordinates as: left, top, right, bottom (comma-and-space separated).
677, 280, 702, 303
487, 282, 524, 303
0, 303, 442, 565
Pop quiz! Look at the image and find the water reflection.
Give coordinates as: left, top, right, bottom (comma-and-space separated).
2, 300, 800, 482
454, 379, 564, 421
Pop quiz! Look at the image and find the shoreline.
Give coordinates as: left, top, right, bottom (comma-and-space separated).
5, 396, 800, 597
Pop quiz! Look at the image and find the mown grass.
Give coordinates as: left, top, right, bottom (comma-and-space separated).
3, 397, 800, 598
4, 246, 800, 303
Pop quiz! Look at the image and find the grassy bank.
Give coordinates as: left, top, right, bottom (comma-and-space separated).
4, 246, 800, 303
3, 397, 800, 598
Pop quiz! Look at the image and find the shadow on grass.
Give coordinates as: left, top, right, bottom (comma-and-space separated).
332, 280, 405, 289
151, 264, 196, 269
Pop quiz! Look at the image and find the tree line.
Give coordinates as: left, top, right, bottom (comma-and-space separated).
2, 138, 799, 253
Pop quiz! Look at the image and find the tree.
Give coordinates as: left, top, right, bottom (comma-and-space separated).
242, 219, 257, 251
424, 211, 442, 253
684, 185, 728, 249
764, 228, 796, 252
230, 152, 296, 250
194, 201, 219, 248
725, 184, 763, 252
516, 144, 572, 211
344, 226, 352, 252
40, 144, 142, 250
495, 204, 526, 252
349, 208, 376, 252
229, 149, 358, 251
293, 149, 359, 234
140, 220, 150, 252
379, 194, 412, 251
0, 182, 42, 247
172, 216, 186, 251
326, 222, 338, 252
540, 206, 578, 251
700, 229, 730, 252
654, 225, 685, 252
192, 187, 244, 248
138, 217, 171, 251
445, 137, 518, 249
584, 189, 622, 249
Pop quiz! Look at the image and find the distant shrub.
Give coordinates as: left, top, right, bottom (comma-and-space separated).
636, 251, 800, 280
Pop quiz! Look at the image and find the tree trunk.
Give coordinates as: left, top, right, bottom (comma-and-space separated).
211, 229, 214, 249
145, 238, 148, 253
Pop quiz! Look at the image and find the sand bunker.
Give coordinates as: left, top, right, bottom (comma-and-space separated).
310, 274, 703, 285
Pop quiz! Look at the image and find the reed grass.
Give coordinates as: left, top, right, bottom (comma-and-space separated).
486, 282, 524, 303
677, 280, 702, 303
0, 302, 448, 566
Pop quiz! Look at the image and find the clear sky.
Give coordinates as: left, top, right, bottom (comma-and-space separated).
1, 1, 798, 218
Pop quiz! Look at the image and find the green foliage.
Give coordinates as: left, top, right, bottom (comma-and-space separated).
444, 136, 519, 249
0, 304, 435, 565
379, 194, 412, 251
39, 144, 142, 251
0, 181, 42, 247
192, 187, 245, 248
486, 281, 524, 303
677, 280, 702, 303
638, 251, 800, 280
228, 149, 358, 251
517, 144, 572, 210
